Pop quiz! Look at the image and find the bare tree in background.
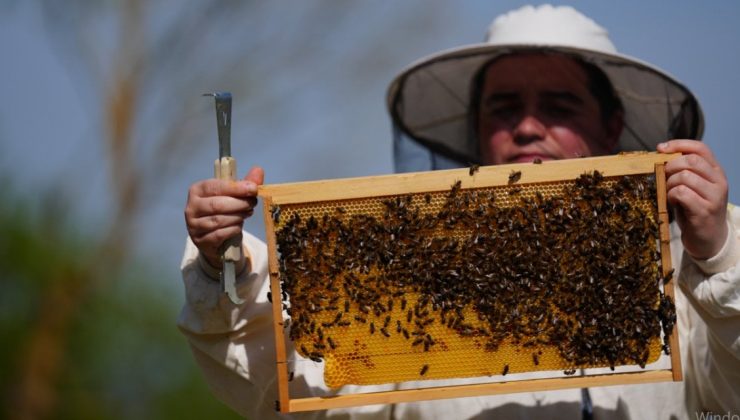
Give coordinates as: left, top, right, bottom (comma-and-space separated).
10, 1, 259, 414
6, 1, 447, 418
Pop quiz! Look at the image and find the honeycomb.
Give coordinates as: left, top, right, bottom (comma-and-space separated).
270, 171, 674, 388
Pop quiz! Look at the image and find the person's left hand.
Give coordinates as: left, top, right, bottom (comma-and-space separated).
657, 140, 729, 260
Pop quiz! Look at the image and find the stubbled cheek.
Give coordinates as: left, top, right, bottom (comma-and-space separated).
545, 129, 592, 157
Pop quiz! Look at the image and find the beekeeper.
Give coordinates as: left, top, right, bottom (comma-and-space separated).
180, 5, 739, 419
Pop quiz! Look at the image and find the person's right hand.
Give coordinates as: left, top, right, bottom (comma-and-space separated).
184, 166, 264, 268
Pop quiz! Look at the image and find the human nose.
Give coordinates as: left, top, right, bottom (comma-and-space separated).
513, 114, 546, 144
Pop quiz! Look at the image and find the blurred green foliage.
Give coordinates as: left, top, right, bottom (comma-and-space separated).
0, 184, 239, 419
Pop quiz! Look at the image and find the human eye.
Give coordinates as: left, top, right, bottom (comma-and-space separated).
485, 101, 520, 120
542, 101, 577, 119
541, 92, 583, 119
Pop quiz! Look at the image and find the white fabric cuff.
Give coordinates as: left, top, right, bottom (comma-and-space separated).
692, 218, 740, 275
196, 245, 250, 282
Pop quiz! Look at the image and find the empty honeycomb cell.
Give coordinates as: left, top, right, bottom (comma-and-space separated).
274, 173, 673, 388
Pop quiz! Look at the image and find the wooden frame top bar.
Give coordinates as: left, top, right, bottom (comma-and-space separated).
258, 152, 680, 204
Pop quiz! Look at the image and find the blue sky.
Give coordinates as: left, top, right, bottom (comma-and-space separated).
1, 1, 739, 289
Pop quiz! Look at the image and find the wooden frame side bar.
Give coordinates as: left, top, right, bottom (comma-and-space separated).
259, 153, 681, 204
654, 163, 683, 381
262, 196, 292, 412
286, 370, 674, 412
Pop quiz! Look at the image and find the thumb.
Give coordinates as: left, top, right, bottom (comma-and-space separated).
244, 166, 265, 186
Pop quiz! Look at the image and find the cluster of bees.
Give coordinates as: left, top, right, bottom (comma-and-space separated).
273, 170, 676, 377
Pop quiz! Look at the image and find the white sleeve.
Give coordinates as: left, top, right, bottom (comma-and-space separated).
176, 233, 396, 419
176, 232, 283, 418
677, 205, 740, 413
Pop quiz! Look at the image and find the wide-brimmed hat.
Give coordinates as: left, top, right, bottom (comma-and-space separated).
387, 4, 704, 165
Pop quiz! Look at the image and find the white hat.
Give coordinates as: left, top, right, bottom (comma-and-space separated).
387, 4, 703, 164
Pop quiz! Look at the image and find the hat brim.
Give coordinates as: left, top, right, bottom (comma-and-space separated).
387, 43, 704, 165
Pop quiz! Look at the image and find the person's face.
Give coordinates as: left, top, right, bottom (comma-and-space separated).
477, 54, 621, 165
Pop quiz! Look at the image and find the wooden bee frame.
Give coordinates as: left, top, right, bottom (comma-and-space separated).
258, 152, 682, 413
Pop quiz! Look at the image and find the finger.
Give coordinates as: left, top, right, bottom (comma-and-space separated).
188, 212, 251, 237
665, 190, 724, 241
657, 140, 719, 167
186, 195, 257, 222
664, 153, 724, 185
190, 195, 255, 218
665, 182, 710, 213
192, 225, 244, 250
664, 168, 718, 203
244, 166, 265, 186
190, 178, 258, 199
